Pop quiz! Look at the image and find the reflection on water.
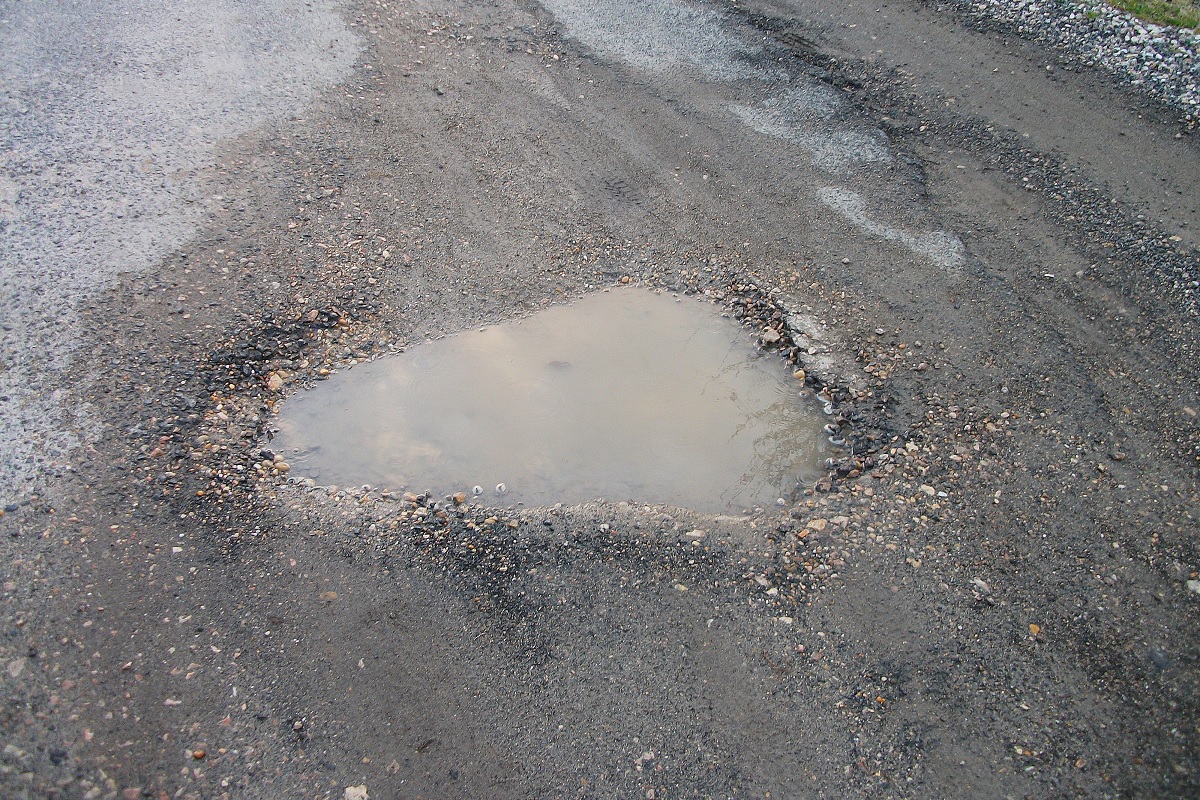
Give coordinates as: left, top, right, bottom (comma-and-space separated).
273, 288, 833, 513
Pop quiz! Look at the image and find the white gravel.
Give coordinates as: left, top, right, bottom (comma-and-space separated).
944, 0, 1199, 127
0, 1, 360, 502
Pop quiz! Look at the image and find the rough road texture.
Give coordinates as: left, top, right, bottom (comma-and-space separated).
1, 1, 1197, 799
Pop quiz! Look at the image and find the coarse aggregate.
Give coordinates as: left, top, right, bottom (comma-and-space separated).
936, 0, 1200, 127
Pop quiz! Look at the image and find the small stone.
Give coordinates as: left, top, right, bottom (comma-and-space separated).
495, 483, 507, 494
267, 372, 284, 392
344, 786, 369, 800
472, 485, 483, 495
807, 518, 828, 532
761, 328, 781, 344
452, 492, 467, 505
793, 369, 806, 382
192, 749, 206, 760
6, 658, 25, 679
1029, 623, 1041, 636
1186, 579, 1200, 596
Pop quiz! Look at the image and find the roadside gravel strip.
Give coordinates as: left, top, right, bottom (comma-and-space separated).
938, 0, 1200, 128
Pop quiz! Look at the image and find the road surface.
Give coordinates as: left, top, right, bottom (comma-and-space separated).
1, 1, 1197, 798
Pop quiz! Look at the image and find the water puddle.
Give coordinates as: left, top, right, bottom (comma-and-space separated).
273, 288, 835, 513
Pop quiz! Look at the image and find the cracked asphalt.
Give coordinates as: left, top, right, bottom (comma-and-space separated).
1, 1, 1198, 798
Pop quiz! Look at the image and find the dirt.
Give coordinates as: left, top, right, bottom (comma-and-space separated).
2, 0, 1198, 798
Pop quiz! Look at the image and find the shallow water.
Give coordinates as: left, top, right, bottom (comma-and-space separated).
273, 288, 833, 513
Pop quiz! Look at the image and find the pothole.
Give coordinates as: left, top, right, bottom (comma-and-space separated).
272, 287, 837, 513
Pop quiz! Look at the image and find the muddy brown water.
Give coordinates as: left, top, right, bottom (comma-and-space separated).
273, 288, 835, 512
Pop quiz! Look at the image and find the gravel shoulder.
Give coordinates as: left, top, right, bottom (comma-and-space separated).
2, 1, 1198, 799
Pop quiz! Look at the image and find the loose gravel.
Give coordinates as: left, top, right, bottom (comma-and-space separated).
937, 0, 1200, 128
